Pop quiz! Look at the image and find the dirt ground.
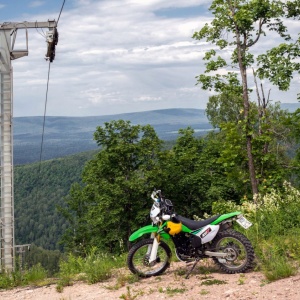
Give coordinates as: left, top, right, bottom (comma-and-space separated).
1, 261, 300, 300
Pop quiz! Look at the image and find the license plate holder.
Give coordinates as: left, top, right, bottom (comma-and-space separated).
236, 216, 252, 229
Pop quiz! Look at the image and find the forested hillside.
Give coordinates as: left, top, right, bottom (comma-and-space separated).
14, 150, 97, 250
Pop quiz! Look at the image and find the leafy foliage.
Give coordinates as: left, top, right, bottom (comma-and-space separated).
158, 128, 242, 217
212, 181, 300, 280
59, 120, 163, 253
0, 263, 48, 289
56, 249, 126, 292
193, 0, 300, 194
21, 244, 63, 276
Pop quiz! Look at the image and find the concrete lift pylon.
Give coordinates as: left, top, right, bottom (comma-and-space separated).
0, 20, 57, 272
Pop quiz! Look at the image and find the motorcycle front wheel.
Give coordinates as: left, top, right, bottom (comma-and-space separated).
127, 238, 172, 277
211, 229, 254, 274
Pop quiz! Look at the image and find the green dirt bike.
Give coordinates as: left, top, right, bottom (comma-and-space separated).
127, 189, 254, 278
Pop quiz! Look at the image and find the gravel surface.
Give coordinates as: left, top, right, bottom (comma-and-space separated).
1, 261, 299, 300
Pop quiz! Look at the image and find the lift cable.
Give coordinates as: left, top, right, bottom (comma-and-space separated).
38, 61, 51, 172
57, 0, 66, 25
38, 0, 66, 169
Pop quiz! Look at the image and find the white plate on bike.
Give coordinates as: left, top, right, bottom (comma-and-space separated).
236, 216, 252, 229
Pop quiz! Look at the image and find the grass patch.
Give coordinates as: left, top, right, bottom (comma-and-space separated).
106, 272, 140, 290
0, 263, 49, 289
262, 256, 297, 281
200, 289, 209, 295
238, 274, 246, 285
158, 286, 187, 295
201, 279, 227, 286
56, 249, 127, 292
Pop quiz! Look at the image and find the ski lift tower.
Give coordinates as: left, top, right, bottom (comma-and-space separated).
0, 20, 57, 271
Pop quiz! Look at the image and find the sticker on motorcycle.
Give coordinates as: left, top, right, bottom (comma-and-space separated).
200, 227, 212, 239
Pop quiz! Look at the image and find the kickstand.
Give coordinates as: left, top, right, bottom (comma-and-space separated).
185, 258, 200, 279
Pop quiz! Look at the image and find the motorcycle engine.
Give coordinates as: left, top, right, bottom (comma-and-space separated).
172, 232, 203, 262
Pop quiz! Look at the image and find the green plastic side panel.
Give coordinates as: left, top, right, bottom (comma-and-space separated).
211, 211, 241, 225
129, 224, 171, 241
160, 232, 171, 240
181, 224, 192, 233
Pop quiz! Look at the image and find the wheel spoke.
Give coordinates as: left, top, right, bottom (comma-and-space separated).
211, 229, 254, 273
132, 244, 168, 275
216, 237, 247, 269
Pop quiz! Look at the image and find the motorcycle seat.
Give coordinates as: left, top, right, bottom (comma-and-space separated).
177, 214, 221, 230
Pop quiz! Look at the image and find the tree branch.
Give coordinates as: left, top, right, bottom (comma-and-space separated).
247, 18, 265, 48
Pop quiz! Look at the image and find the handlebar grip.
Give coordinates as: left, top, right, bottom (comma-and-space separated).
151, 189, 162, 201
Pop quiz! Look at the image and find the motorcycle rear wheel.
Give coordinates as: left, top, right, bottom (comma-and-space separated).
211, 229, 254, 274
127, 238, 172, 277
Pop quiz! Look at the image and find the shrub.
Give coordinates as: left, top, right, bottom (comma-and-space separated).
56, 248, 126, 292
0, 264, 48, 289
212, 181, 300, 280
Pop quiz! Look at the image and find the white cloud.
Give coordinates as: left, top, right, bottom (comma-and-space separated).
10, 0, 300, 117
126, 0, 210, 10
134, 95, 162, 102
29, 1, 45, 8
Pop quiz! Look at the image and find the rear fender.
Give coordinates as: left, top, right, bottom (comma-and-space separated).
211, 211, 241, 225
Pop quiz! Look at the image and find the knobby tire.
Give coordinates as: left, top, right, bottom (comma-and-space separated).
127, 238, 172, 277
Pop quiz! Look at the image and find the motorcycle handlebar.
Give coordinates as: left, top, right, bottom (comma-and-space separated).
151, 189, 163, 202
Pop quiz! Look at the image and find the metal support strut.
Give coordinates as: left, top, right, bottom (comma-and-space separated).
0, 20, 57, 272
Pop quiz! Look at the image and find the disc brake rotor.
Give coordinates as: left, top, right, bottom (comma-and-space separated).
143, 255, 160, 267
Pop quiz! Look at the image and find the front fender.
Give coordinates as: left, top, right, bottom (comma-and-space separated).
129, 224, 170, 242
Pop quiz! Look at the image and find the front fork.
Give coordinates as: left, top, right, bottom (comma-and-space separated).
147, 233, 160, 263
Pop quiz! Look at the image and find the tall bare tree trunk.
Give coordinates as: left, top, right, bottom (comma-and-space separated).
236, 34, 259, 195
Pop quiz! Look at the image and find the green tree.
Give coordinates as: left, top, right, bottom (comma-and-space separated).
159, 128, 242, 217
284, 107, 300, 186
60, 120, 162, 253
193, 0, 300, 195
206, 95, 293, 193
206, 92, 244, 128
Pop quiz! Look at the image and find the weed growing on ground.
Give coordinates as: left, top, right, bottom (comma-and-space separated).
200, 289, 209, 295
158, 285, 187, 296
199, 275, 214, 280
174, 267, 186, 277
166, 286, 187, 296
107, 272, 140, 290
238, 274, 245, 285
119, 286, 138, 300
201, 279, 227, 286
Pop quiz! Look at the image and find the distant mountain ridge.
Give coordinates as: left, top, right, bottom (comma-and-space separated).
13, 104, 300, 165
13, 108, 212, 165
280, 103, 300, 111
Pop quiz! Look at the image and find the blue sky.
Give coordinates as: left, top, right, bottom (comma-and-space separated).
0, 0, 299, 117
0, 1, 64, 20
